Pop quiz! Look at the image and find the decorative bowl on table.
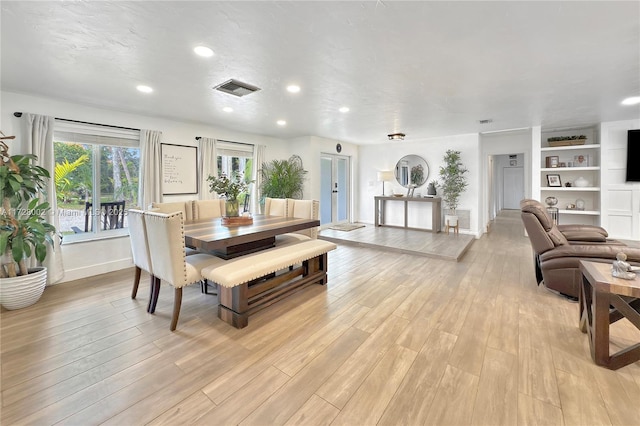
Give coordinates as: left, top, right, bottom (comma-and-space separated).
393, 194, 404, 197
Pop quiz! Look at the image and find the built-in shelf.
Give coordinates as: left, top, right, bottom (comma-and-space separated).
541, 187, 600, 191
541, 144, 601, 152
541, 166, 600, 172
558, 209, 600, 216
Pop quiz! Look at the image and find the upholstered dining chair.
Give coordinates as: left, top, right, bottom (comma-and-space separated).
143, 211, 226, 330
192, 199, 225, 220
150, 201, 194, 221
127, 209, 155, 311
264, 197, 289, 216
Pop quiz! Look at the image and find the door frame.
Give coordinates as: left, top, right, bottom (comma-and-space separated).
320, 153, 351, 226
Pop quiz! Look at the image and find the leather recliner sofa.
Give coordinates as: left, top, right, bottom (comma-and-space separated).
520, 199, 640, 298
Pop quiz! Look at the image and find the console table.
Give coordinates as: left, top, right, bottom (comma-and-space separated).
374, 196, 442, 233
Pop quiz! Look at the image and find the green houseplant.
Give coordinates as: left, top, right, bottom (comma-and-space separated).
259, 155, 307, 202
439, 149, 468, 229
0, 132, 56, 309
206, 173, 249, 217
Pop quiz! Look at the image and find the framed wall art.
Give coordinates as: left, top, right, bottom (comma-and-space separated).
161, 143, 198, 195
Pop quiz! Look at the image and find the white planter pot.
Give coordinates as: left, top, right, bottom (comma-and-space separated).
0, 267, 47, 310
445, 214, 459, 227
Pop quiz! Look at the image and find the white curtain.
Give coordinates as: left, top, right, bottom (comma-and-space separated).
22, 113, 64, 285
251, 144, 266, 214
199, 137, 217, 200
138, 129, 163, 209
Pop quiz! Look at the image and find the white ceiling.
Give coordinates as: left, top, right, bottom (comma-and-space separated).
2, 1, 639, 144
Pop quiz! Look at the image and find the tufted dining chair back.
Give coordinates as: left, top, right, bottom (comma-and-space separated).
264, 197, 290, 216
150, 201, 194, 221
127, 209, 153, 302
143, 210, 226, 330
193, 199, 225, 220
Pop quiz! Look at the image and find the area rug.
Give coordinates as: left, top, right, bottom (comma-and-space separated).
328, 223, 365, 232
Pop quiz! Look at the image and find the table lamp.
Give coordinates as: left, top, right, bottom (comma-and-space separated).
377, 171, 394, 196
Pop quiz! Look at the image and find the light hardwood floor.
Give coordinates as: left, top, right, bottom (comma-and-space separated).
1, 211, 639, 425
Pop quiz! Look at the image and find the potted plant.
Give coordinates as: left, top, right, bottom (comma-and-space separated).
259, 155, 307, 202
0, 131, 56, 310
426, 179, 438, 196
206, 173, 249, 217
439, 149, 468, 230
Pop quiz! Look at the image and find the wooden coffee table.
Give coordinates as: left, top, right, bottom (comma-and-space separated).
579, 261, 640, 370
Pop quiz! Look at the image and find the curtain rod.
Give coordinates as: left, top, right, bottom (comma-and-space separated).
13, 112, 140, 132
195, 136, 254, 147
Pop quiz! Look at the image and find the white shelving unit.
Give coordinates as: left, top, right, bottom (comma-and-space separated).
539, 127, 601, 225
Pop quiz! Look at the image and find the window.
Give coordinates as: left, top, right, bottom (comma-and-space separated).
216, 141, 253, 206
53, 122, 140, 240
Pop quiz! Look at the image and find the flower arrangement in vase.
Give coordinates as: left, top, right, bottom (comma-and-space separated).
206, 173, 250, 217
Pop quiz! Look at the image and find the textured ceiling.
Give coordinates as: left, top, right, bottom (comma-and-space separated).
2, 1, 639, 144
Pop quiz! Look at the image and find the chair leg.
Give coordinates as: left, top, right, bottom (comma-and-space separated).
170, 287, 183, 331
132, 266, 142, 299
149, 277, 161, 314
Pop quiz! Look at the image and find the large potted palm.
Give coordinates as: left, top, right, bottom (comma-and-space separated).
439, 149, 468, 231
0, 131, 56, 310
259, 155, 307, 203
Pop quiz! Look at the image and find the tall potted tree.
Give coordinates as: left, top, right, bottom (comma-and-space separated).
439, 149, 468, 230
0, 131, 56, 310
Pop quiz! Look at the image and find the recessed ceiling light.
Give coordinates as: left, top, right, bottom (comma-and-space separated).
194, 46, 214, 57
339, 106, 350, 113
223, 107, 233, 112
277, 120, 287, 126
621, 96, 640, 106
136, 85, 153, 93
286, 85, 300, 93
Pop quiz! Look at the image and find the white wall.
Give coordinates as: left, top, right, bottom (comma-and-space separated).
600, 119, 640, 240
1, 91, 293, 283
358, 133, 482, 236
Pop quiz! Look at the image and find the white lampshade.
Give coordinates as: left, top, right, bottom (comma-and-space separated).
377, 170, 394, 182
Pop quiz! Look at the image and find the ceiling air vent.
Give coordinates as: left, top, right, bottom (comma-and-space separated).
213, 79, 261, 97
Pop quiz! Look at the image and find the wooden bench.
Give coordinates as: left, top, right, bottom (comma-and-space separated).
202, 239, 337, 328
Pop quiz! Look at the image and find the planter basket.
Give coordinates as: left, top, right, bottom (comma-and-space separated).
0, 267, 47, 310
547, 139, 587, 147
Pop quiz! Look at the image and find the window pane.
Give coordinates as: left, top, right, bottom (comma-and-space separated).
54, 139, 140, 237
54, 141, 94, 235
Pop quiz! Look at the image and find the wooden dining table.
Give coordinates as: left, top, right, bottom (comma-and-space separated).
184, 214, 320, 259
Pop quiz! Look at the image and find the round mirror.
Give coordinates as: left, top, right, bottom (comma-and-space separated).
395, 155, 429, 188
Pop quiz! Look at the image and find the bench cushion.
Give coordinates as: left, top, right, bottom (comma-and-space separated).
202, 239, 336, 288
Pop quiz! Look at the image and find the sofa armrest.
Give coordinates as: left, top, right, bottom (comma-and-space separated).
540, 244, 640, 263
557, 224, 608, 237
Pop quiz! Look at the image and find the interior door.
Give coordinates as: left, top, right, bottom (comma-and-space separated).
320, 154, 350, 225
503, 167, 524, 209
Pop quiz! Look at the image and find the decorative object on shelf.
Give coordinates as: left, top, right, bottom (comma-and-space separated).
576, 199, 585, 210
574, 154, 590, 167
545, 196, 558, 207
566, 203, 576, 209
377, 170, 394, 196
0, 130, 56, 310
546, 174, 562, 187
395, 155, 429, 188
547, 135, 587, 147
207, 173, 250, 217
427, 180, 437, 196
567, 161, 574, 167
565, 182, 572, 187
559, 162, 566, 167
393, 193, 404, 198
545, 156, 559, 168
611, 252, 636, 280
574, 176, 589, 187
439, 149, 468, 231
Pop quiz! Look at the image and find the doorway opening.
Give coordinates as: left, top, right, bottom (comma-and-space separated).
488, 153, 525, 220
